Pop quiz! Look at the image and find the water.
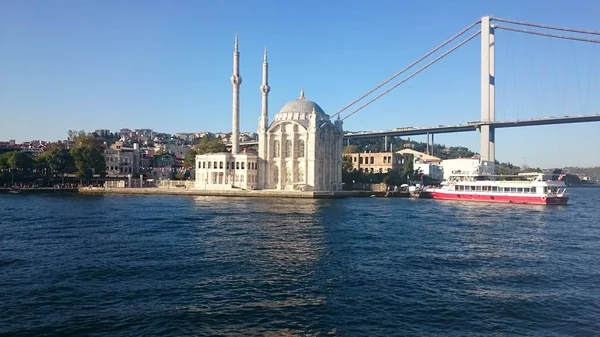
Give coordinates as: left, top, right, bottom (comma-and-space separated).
1, 189, 600, 336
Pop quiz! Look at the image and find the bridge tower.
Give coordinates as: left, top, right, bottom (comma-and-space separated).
480, 16, 495, 165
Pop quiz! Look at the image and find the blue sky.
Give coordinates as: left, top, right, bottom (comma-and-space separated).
1, 0, 599, 168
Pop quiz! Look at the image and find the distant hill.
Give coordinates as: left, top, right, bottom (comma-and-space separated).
563, 167, 600, 183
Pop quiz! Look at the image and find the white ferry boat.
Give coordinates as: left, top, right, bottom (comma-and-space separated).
425, 171, 569, 205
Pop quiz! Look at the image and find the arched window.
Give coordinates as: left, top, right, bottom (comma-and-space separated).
274, 140, 280, 158
298, 166, 304, 183
285, 140, 292, 158
296, 140, 305, 158
272, 165, 279, 184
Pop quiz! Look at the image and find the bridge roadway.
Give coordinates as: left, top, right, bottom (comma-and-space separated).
344, 114, 600, 140
230, 114, 600, 146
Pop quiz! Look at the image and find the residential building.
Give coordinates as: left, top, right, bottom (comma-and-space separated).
344, 151, 403, 174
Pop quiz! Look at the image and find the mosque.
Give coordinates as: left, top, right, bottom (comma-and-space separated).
194, 37, 344, 192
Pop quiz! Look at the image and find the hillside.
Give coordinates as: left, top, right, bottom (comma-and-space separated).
346, 136, 598, 181
563, 167, 600, 183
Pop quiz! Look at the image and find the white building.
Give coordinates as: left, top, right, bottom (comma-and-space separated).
440, 158, 495, 180
195, 37, 343, 191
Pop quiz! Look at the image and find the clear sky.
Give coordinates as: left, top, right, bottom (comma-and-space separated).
1, 0, 599, 168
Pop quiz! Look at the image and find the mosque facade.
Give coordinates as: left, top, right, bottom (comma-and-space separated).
195, 37, 343, 191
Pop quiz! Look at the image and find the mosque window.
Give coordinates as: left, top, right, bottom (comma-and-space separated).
274, 140, 280, 158
198, 162, 201, 169
226, 161, 230, 169
208, 162, 211, 169
286, 170, 292, 183
285, 140, 292, 158
273, 165, 279, 184
231, 161, 234, 169
236, 162, 239, 170
219, 162, 223, 169
296, 140, 305, 158
213, 161, 217, 169
241, 162, 245, 169
298, 166, 304, 182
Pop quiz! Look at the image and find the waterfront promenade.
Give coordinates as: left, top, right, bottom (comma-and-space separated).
77, 186, 383, 199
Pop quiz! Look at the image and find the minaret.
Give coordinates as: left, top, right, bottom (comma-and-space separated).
230, 35, 242, 154
257, 47, 270, 189
259, 47, 270, 130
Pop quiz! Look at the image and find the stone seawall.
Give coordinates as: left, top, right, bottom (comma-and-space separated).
78, 187, 384, 199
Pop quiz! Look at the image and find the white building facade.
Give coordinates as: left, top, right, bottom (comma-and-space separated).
195, 38, 343, 191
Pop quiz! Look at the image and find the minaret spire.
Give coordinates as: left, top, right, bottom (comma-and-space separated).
259, 46, 270, 131
231, 34, 242, 154
299, 87, 305, 99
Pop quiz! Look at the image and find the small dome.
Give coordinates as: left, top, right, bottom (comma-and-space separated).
278, 98, 326, 115
273, 89, 329, 126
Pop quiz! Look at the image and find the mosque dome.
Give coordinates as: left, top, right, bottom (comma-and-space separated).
273, 89, 330, 125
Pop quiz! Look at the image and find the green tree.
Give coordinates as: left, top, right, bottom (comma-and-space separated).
183, 149, 197, 167
342, 145, 359, 154
402, 154, 414, 177
342, 155, 354, 172
45, 148, 75, 183
70, 135, 106, 183
184, 138, 228, 167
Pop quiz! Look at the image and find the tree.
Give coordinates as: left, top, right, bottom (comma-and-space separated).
342, 145, 359, 154
195, 138, 228, 154
402, 154, 414, 177
183, 149, 197, 167
184, 138, 227, 167
342, 155, 354, 172
70, 135, 106, 183
46, 148, 75, 183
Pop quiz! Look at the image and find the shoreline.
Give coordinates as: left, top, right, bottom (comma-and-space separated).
77, 187, 385, 199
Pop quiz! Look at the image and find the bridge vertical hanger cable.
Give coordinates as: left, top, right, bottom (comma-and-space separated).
570, 41, 584, 115
341, 30, 481, 121
331, 19, 482, 119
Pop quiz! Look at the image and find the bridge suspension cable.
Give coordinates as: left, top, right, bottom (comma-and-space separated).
341, 30, 481, 121
330, 19, 482, 119
492, 17, 600, 36
494, 25, 600, 44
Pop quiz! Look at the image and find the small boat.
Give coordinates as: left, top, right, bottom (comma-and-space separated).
425, 171, 569, 205
9, 187, 21, 194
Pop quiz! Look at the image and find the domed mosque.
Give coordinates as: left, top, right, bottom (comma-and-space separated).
195, 37, 343, 192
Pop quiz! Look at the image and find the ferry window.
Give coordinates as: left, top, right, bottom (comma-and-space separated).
470, 186, 475, 191
544, 187, 548, 193
476, 186, 482, 192
492, 186, 497, 192
517, 188, 523, 193
524, 188, 529, 193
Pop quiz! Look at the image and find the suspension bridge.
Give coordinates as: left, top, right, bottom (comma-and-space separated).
336, 16, 600, 163
234, 16, 600, 161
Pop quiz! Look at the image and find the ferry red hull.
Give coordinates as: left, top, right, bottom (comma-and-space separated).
429, 191, 569, 205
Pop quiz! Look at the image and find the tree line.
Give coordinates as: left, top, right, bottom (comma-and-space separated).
0, 135, 106, 185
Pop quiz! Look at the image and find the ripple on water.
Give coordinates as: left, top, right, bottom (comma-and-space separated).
1, 191, 600, 335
